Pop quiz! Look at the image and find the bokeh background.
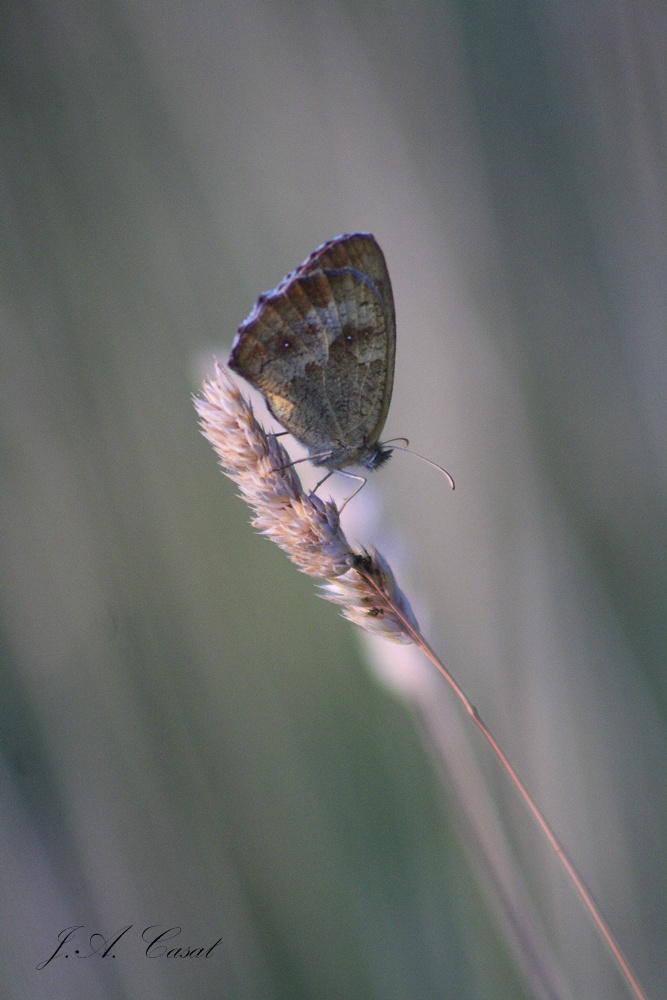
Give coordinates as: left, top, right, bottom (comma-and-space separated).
2, 3, 666, 999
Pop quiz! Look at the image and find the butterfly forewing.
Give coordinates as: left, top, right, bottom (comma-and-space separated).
229, 233, 396, 470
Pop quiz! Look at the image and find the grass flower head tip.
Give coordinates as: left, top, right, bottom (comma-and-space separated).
194, 362, 419, 643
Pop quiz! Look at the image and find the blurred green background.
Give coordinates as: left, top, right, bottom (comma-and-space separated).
2, 3, 665, 999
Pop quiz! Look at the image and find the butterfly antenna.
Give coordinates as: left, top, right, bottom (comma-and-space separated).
387, 443, 455, 490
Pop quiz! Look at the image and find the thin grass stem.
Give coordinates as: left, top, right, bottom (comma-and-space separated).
195, 362, 647, 1000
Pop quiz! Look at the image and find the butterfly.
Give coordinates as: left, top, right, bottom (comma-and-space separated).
229, 233, 396, 482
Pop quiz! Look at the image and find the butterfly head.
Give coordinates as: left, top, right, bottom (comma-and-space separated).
362, 444, 394, 471
310, 440, 394, 473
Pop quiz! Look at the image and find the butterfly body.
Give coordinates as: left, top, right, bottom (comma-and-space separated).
229, 233, 396, 472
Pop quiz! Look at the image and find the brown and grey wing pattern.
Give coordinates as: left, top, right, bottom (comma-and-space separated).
229, 233, 396, 467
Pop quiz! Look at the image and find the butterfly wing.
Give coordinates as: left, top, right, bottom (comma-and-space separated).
229, 233, 396, 469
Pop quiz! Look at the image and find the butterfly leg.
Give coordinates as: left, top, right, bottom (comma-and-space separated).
332, 470, 367, 512
311, 468, 365, 511
312, 469, 334, 493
